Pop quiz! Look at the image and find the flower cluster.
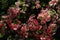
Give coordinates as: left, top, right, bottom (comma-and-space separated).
49, 0, 58, 6
0, 0, 60, 40
37, 9, 51, 24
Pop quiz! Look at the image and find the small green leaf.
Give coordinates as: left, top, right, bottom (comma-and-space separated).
49, 10, 55, 16
39, 17, 43, 20
43, 4, 45, 7
36, 30, 42, 34
24, 16, 26, 18
13, 20, 18, 24
17, 16, 20, 19
53, 39, 56, 40
0, 33, 3, 38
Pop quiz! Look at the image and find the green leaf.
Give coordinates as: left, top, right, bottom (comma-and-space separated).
24, 16, 26, 18
26, 38, 34, 40
53, 39, 56, 40
43, 4, 46, 7
49, 10, 56, 16
17, 15, 20, 19
13, 20, 18, 24
0, 33, 3, 38
39, 16, 43, 20
36, 30, 42, 34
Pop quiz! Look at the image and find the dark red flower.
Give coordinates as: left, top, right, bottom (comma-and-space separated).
0, 23, 3, 28
21, 24, 28, 32
47, 27, 53, 35
33, 19, 39, 26
36, 25, 42, 30
9, 23, 20, 31
0, 21, 4, 28
8, 7, 20, 19
47, 23, 57, 36
23, 32, 28, 38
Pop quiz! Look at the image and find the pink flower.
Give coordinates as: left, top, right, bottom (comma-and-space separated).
37, 13, 44, 19
37, 9, 51, 23
5, 19, 12, 25
29, 25, 36, 31
44, 13, 51, 22
35, 1, 41, 9
47, 23, 57, 36
9, 23, 20, 31
36, 4, 41, 9
33, 19, 39, 26
28, 14, 35, 22
40, 34, 52, 40
21, 24, 28, 32
36, 25, 42, 30
15, 2, 20, 7
0, 23, 3, 28
49, 0, 58, 6
35, 1, 40, 4
8, 7, 20, 19
52, 0, 58, 2
15, 18, 21, 25
28, 20, 42, 31
10, 23, 19, 30
40, 19, 46, 24
23, 32, 28, 38
47, 27, 53, 35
